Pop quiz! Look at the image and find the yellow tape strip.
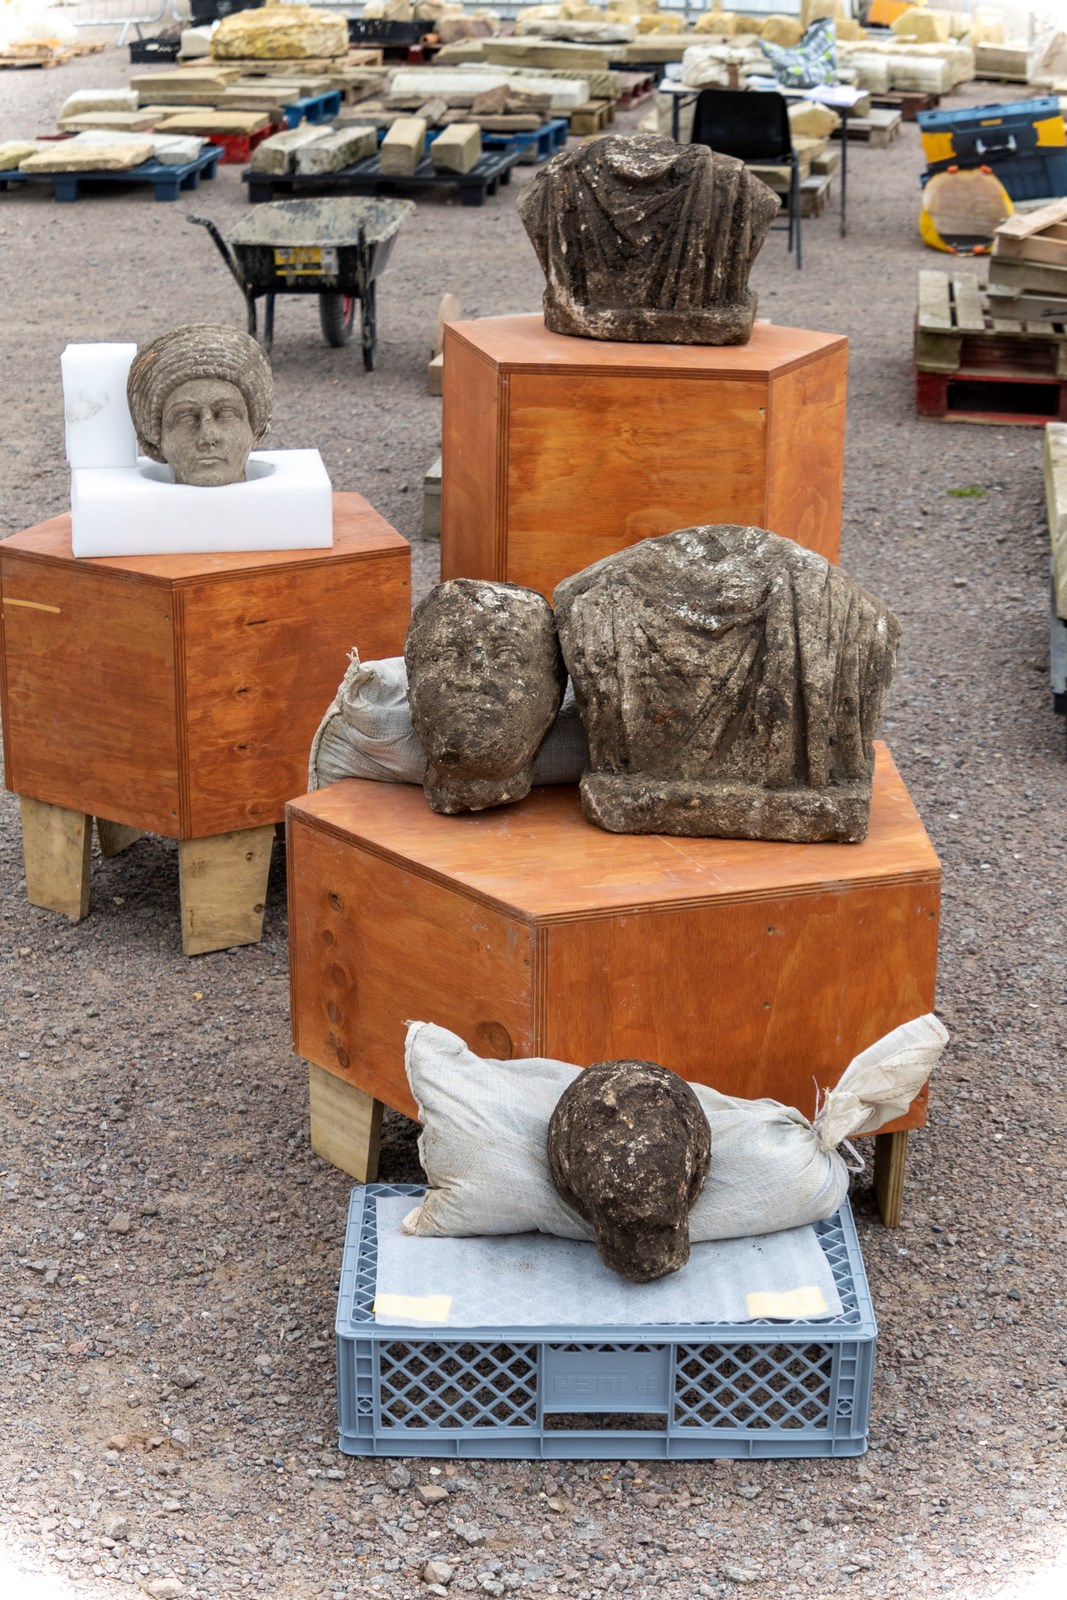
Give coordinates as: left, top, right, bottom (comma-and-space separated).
3, 598, 60, 614
746, 1285, 828, 1320
374, 1293, 452, 1324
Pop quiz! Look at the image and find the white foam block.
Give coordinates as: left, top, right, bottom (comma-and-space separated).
71, 452, 333, 558
62, 342, 138, 469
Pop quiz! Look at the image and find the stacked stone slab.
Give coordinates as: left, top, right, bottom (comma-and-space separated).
380, 117, 427, 175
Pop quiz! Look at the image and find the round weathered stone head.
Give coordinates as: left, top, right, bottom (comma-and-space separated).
405, 579, 566, 814
547, 1059, 712, 1283
127, 324, 272, 487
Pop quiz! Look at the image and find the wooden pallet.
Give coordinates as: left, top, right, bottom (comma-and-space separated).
916, 269, 1067, 424
835, 107, 901, 148
0, 50, 74, 70
917, 270, 1067, 377
616, 71, 655, 108
568, 99, 615, 136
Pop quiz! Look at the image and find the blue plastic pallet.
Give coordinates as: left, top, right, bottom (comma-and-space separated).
481, 117, 569, 165
335, 1184, 878, 1460
0, 146, 221, 203
281, 91, 344, 129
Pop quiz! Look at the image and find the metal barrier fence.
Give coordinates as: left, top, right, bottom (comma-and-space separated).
72, 0, 187, 48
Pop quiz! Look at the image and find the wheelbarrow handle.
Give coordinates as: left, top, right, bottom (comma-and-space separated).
187, 212, 248, 294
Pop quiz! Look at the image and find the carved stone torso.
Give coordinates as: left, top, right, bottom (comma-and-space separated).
553, 524, 901, 842
517, 133, 780, 346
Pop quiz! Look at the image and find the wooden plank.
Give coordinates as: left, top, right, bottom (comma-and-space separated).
178, 824, 274, 956
20, 797, 91, 921
96, 818, 144, 857
427, 350, 444, 395
951, 275, 986, 334
918, 271, 953, 332
914, 328, 963, 374
988, 254, 1067, 298
308, 1063, 383, 1182
995, 232, 1067, 268
873, 1130, 909, 1228
995, 197, 1067, 242
1045, 423, 1067, 619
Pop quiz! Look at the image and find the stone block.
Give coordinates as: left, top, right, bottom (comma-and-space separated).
19, 144, 153, 174
251, 122, 333, 174
294, 126, 377, 174
430, 122, 482, 173
380, 117, 427, 175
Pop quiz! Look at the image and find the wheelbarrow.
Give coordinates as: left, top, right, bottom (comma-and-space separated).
188, 197, 414, 369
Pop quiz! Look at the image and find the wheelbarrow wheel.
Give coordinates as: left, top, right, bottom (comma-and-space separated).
320, 292, 357, 348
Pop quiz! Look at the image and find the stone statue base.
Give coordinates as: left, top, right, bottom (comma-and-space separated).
579, 773, 875, 845
542, 289, 758, 347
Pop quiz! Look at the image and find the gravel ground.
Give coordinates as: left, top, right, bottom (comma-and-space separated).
1, 40, 1066, 1600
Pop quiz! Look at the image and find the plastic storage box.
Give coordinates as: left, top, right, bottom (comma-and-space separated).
335, 1185, 878, 1460
918, 97, 1067, 202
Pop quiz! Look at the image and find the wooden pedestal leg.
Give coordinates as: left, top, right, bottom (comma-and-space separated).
874, 1130, 910, 1228
20, 797, 92, 922
308, 1063, 383, 1182
178, 824, 274, 957
96, 818, 145, 858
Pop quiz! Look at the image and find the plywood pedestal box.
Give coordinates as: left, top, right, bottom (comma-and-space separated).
441, 315, 848, 600
0, 494, 410, 955
288, 745, 940, 1226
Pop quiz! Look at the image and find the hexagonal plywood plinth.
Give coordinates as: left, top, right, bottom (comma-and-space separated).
441, 315, 848, 600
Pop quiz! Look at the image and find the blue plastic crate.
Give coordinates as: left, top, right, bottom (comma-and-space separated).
918, 96, 1067, 201
335, 1185, 878, 1460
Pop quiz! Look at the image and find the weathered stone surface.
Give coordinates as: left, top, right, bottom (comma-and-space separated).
517, 133, 779, 346
19, 143, 153, 173
57, 111, 157, 133
405, 579, 565, 815
547, 1060, 711, 1283
211, 6, 349, 61
430, 121, 482, 174
380, 117, 428, 175
127, 325, 272, 487
554, 525, 901, 843
294, 126, 377, 175
0, 141, 41, 169
251, 123, 332, 175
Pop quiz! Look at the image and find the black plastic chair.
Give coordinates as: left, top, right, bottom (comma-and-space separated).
691, 88, 802, 271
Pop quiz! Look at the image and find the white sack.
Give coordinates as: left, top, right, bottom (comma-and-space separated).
307, 649, 588, 791
401, 1016, 948, 1243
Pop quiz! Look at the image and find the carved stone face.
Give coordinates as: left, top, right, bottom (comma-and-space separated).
160, 377, 255, 487
405, 579, 566, 814
547, 1060, 712, 1283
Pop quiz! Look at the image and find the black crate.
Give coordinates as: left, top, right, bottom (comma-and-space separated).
128, 37, 181, 65
348, 18, 423, 47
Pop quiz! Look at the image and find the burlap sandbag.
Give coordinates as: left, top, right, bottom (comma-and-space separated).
308, 650, 588, 791
401, 1016, 949, 1242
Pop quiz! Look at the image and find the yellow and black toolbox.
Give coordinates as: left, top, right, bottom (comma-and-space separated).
918, 97, 1067, 202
